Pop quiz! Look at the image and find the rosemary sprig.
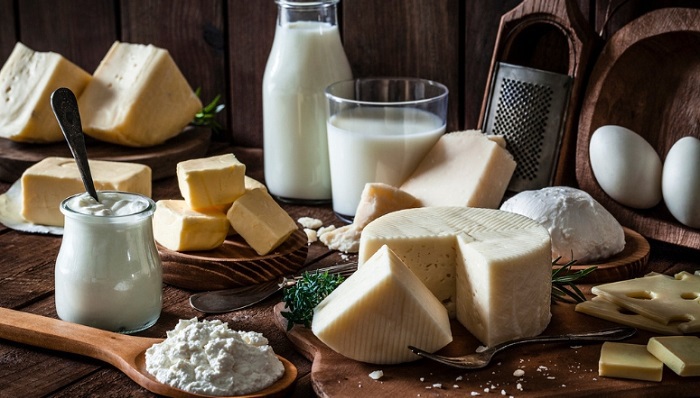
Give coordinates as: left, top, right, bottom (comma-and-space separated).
191, 87, 225, 134
551, 257, 597, 304
281, 270, 346, 331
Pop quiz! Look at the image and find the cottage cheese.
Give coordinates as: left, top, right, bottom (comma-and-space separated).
145, 318, 285, 396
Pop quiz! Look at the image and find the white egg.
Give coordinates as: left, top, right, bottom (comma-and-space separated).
662, 136, 700, 228
589, 125, 662, 209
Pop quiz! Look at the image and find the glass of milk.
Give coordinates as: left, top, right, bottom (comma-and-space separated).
55, 191, 162, 334
325, 78, 448, 221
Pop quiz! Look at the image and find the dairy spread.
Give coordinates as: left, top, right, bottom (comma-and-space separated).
145, 318, 284, 396
500, 186, 625, 262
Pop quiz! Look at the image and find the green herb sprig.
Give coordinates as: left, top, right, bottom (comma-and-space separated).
191, 88, 225, 135
281, 270, 345, 331
551, 257, 597, 303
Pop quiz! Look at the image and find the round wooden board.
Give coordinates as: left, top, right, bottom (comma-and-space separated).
0, 127, 211, 182
159, 229, 309, 291
556, 227, 650, 284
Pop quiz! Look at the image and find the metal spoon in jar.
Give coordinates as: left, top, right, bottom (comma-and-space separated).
50, 87, 99, 202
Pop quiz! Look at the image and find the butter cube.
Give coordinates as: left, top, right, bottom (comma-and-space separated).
599, 342, 663, 382
0, 42, 91, 143
226, 189, 296, 255
647, 336, 700, 377
400, 130, 516, 208
78, 41, 202, 147
177, 154, 246, 210
153, 200, 229, 251
21, 157, 151, 226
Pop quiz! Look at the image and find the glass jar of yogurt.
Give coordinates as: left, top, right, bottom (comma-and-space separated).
55, 191, 162, 334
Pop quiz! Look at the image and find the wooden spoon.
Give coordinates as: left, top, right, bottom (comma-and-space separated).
0, 307, 297, 397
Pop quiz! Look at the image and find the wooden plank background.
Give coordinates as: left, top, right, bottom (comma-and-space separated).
0, 0, 697, 148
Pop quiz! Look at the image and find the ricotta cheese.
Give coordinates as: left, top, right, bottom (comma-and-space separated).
500, 186, 625, 262
359, 206, 551, 347
145, 318, 284, 396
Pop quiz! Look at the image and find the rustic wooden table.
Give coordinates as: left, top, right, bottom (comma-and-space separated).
0, 145, 698, 397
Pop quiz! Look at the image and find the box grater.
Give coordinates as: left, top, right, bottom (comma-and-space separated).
482, 62, 573, 192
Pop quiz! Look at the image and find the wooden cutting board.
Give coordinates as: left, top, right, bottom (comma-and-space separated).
0, 127, 210, 182
273, 302, 694, 397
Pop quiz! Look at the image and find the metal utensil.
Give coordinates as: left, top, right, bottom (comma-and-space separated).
409, 326, 635, 370
189, 262, 357, 313
50, 87, 99, 202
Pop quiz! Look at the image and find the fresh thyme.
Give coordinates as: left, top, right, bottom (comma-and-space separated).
551, 257, 597, 303
191, 87, 225, 135
281, 270, 346, 331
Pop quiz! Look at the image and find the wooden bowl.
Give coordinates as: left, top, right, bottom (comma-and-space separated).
576, 7, 700, 249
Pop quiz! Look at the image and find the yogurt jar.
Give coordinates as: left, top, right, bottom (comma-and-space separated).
55, 191, 162, 334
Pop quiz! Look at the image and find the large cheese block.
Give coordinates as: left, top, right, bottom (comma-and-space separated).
153, 200, 229, 251
176, 154, 246, 210
78, 41, 202, 147
399, 130, 516, 208
359, 207, 551, 347
0, 42, 91, 143
226, 189, 297, 256
21, 157, 151, 226
312, 245, 452, 364
599, 342, 663, 382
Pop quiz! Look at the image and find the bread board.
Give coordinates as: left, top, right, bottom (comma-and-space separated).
159, 228, 308, 291
576, 7, 700, 250
0, 127, 211, 182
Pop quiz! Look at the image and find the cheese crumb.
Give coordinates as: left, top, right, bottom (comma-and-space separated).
317, 225, 336, 237
513, 369, 525, 377
368, 370, 384, 380
476, 345, 489, 353
298, 217, 323, 229
303, 228, 318, 243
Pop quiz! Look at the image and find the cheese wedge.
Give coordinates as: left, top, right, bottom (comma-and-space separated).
592, 272, 700, 333
599, 342, 663, 382
312, 245, 452, 364
226, 189, 297, 255
78, 41, 202, 147
647, 336, 700, 377
21, 157, 151, 226
575, 297, 682, 335
0, 42, 91, 143
399, 130, 516, 208
177, 154, 246, 210
359, 206, 551, 347
153, 200, 229, 251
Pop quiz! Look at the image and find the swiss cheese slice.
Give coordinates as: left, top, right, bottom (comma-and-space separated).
359, 206, 551, 347
0, 42, 91, 143
153, 200, 229, 251
575, 297, 682, 335
312, 245, 452, 364
21, 157, 151, 226
599, 342, 663, 382
176, 154, 246, 210
591, 272, 700, 333
78, 41, 202, 147
647, 336, 700, 377
399, 130, 516, 208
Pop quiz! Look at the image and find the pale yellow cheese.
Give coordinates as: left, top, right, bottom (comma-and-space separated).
21, 157, 151, 226
153, 200, 228, 251
0, 42, 91, 143
647, 336, 700, 377
575, 297, 682, 335
176, 154, 246, 210
592, 272, 700, 333
78, 41, 202, 147
226, 189, 296, 255
359, 207, 551, 347
312, 245, 452, 364
399, 130, 516, 208
599, 342, 663, 382
244, 175, 267, 192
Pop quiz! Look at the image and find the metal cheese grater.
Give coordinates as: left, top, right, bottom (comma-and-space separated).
482, 62, 573, 192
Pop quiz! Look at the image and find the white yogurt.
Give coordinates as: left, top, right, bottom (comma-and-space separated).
55, 191, 162, 334
145, 318, 285, 396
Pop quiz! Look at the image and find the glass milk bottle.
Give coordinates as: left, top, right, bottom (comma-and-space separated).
262, 0, 353, 203
55, 191, 162, 334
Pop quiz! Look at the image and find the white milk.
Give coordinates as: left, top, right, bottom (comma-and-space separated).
55, 191, 162, 334
327, 107, 445, 217
262, 21, 352, 201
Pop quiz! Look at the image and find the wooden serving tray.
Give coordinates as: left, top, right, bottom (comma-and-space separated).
0, 127, 211, 182
159, 228, 308, 291
576, 8, 700, 250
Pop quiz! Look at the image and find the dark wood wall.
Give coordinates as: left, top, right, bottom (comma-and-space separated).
0, 0, 695, 148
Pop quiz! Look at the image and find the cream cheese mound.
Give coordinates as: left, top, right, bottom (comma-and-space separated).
145, 318, 284, 396
500, 186, 625, 263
